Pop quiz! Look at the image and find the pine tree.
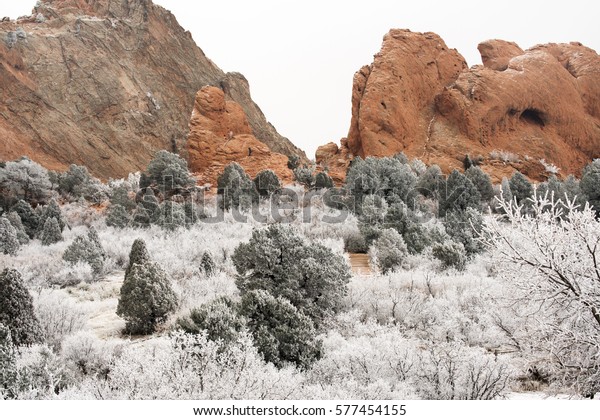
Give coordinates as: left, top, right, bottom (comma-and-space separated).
106, 204, 131, 229
314, 172, 334, 189
117, 261, 178, 335
253, 170, 281, 197
110, 185, 136, 211
40, 217, 63, 246
5, 212, 29, 245
439, 170, 481, 216
131, 203, 151, 228
509, 171, 534, 206
152, 200, 186, 231
38, 199, 65, 234
10, 200, 39, 239
0, 323, 18, 399
0, 217, 20, 255
0, 269, 42, 347
63, 229, 106, 275
200, 251, 216, 277
125, 239, 151, 278
141, 188, 160, 217
581, 159, 600, 215
217, 163, 259, 211
465, 166, 495, 203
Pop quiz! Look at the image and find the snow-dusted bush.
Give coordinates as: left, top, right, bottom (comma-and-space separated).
40, 217, 63, 246
293, 167, 315, 189
481, 194, 600, 397
217, 163, 259, 211
200, 251, 216, 276
432, 240, 467, 271
0, 216, 20, 255
253, 169, 281, 197
63, 229, 106, 276
141, 150, 195, 193
105, 204, 131, 229
117, 260, 178, 335
369, 228, 408, 274
0, 268, 42, 346
5, 211, 29, 245
0, 157, 52, 208
34, 290, 88, 350
314, 172, 334, 189
10, 199, 39, 238
344, 230, 368, 253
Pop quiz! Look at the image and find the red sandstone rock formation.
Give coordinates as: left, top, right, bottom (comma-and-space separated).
187, 86, 293, 186
0, 0, 305, 179
318, 30, 600, 182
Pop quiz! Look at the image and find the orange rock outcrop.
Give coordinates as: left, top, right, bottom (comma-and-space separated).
187, 86, 293, 186
318, 30, 600, 182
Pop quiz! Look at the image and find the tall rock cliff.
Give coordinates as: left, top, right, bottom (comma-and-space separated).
0, 0, 305, 179
318, 29, 600, 182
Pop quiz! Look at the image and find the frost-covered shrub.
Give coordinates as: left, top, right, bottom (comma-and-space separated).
217, 163, 259, 211
5, 211, 29, 245
314, 172, 334, 189
140, 187, 160, 216
131, 203, 151, 228
293, 167, 315, 189
10, 199, 39, 238
51, 262, 94, 287
417, 164, 444, 199
443, 208, 485, 257
0, 217, 20, 255
0, 157, 52, 208
117, 260, 178, 335
0, 269, 42, 347
509, 171, 533, 206
34, 291, 88, 350
253, 170, 281, 197
233, 224, 351, 324
177, 296, 245, 347
125, 239, 151, 278
142, 150, 195, 193
105, 204, 131, 229
344, 231, 368, 253
439, 170, 481, 217
240, 289, 321, 369
0, 324, 18, 399
465, 166, 494, 203
200, 251, 216, 276
109, 184, 135, 211
40, 217, 63, 246
581, 159, 600, 215
369, 228, 408, 274
152, 200, 186, 231
37, 199, 66, 234
432, 241, 467, 271
63, 229, 106, 276
57, 164, 107, 203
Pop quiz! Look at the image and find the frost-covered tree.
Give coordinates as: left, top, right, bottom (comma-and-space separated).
432, 240, 467, 271
140, 187, 160, 217
293, 167, 315, 189
152, 200, 186, 231
232, 225, 351, 324
253, 170, 281, 197
240, 289, 321, 369
314, 172, 334, 190
443, 208, 485, 257
131, 203, 151, 228
37, 199, 65, 234
125, 239, 151, 278
287, 154, 300, 170
417, 164, 444, 199
465, 166, 494, 203
143, 150, 195, 193
369, 228, 408, 274
0, 323, 18, 399
117, 260, 178, 335
217, 163, 258, 211
0, 269, 42, 347
10, 200, 39, 238
439, 170, 481, 217
106, 204, 131, 229
200, 251, 216, 277
344, 231, 368, 253
57, 164, 107, 203
581, 159, 600, 215
481, 195, 600, 396
110, 184, 136, 211
0, 217, 20, 255
0, 157, 52, 208
63, 229, 106, 275
177, 296, 245, 346
40, 217, 63, 246
5, 212, 29, 245
509, 171, 533, 206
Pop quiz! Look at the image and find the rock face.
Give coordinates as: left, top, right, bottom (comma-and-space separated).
187, 86, 293, 186
318, 30, 600, 182
0, 0, 305, 179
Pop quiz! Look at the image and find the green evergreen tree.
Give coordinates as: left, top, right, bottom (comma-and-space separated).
465, 166, 495, 203
287, 155, 300, 170
293, 167, 315, 189
417, 165, 444, 199
144, 150, 195, 193
253, 170, 281, 197
117, 261, 178, 335
439, 170, 481, 216
370, 228, 408, 274
0, 217, 19, 255
5, 212, 29, 245
40, 217, 63, 246
314, 172, 334, 189
0, 269, 42, 347
0, 323, 18, 399
110, 184, 136, 211
10, 200, 39, 239
152, 200, 186, 231
37, 199, 65, 234
63, 229, 106, 275
200, 251, 216, 277
217, 163, 259, 211
125, 239, 151, 278
132, 203, 151, 228
106, 204, 131, 229
432, 240, 467, 271
581, 159, 600, 215
442, 208, 485, 256
239, 290, 321, 369
509, 171, 534, 206
177, 296, 244, 347
233, 225, 351, 324
141, 188, 160, 217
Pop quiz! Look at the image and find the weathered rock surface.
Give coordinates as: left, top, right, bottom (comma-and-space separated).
319, 29, 600, 182
0, 0, 305, 179
187, 86, 293, 186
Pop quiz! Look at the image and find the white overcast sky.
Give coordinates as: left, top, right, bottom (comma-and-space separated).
4, 1, 600, 158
